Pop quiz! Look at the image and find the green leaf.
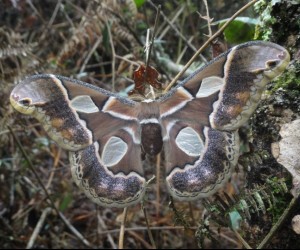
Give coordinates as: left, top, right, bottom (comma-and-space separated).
102, 22, 111, 53
217, 17, 258, 44
134, 0, 146, 8
229, 211, 242, 230
59, 193, 73, 212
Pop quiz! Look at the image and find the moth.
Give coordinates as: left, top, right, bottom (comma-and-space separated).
10, 41, 290, 208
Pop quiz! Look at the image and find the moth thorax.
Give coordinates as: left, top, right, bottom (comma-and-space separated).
141, 123, 163, 156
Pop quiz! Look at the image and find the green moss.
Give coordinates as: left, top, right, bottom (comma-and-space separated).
254, 0, 278, 40
272, 61, 300, 97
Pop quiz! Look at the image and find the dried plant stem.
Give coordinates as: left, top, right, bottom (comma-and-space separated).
257, 197, 299, 249
45, 147, 61, 189
158, 5, 185, 41
118, 207, 128, 249
40, 0, 62, 40
145, 5, 160, 68
8, 125, 91, 247
9, 125, 58, 212
97, 208, 117, 249
142, 206, 157, 249
27, 207, 52, 249
188, 202, 195, 226
156, 154, 161, 219
233, 229, 252, 249
148, 0, 205, 61
79, 36, 102, 74
58, 211, 91, 247
106, 21, 116, 91
202, 0, 212, 38
127, 230, 154, 248
164, 0, 259, 93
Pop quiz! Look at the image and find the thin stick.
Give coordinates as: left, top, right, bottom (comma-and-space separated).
58, 211, 91, 247
9, 125, 59, 215
26, 207, 52, 249
45, 147, 61, 189
106, 21, 116, 91
257, 197, 299, 249
118, 207, 128, 249
148, 0, 205, 62
155, 154, 161, 219
142, 206, 157, 249
40, 0, 62, 40
202, 0, 212, 38
188, 202, 195, 226
145, 5, 161, 69
97, 207, 117, 249
163, 0, 259, 93
8, 126, 91, 247
158, 5, 185, 41
233, 229, 252, 249
79, 36, 102, 74
144, 5, 161, 100
176, 36, 194, 65
127, 230, 154, 249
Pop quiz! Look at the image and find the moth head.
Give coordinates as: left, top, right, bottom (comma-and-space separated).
10, 77, 49, 115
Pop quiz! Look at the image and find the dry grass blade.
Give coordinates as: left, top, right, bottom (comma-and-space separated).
164, 0, 259, 92
118, 207, 128, 249
8, 125, 91, 248
26, 207, 52, 249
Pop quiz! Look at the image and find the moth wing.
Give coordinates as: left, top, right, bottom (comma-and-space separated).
160, 41, 289, 200
160, 41, 290, 131
10, 74, 146, 207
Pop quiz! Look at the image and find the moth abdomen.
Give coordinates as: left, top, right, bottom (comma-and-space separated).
141, 122, 163, 156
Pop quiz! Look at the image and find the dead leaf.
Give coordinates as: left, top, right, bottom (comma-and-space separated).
271, 119, 300, 197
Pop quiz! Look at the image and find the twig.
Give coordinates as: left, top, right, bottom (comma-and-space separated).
188, 202, 195, 226
163, 0, 259, 93
79, 36, 102, 74
233, 229, 252, 249
105, 6, 143, 47
58, 211, 91, 247
145, 5, 160, 69
45, 147, 61, 189
210, 228, 241, 247
118, 207, 128, 249
148, 0, 206, 62
40, 0, 62, 40
176, 36, 194, 65
202, 0, 213, 38
97, 207, 117, 249
144, 5, 161, 100
115, 54, 140, 67
99, 226, 192, 235
142, 206, 156, 249
257, 197, 299, 249
0, 208, 14, 234
26, 207, 52, 249
26, 0, 45, 23
127, 230, 154, 249
106, 21, 116, 91
8, 125, 91, 247
157, 5, 185, 41
9, 125, 58, 214
155, 154, 161, 220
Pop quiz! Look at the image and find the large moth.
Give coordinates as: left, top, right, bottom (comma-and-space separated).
10, 41, 290, 208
